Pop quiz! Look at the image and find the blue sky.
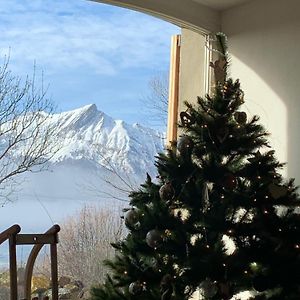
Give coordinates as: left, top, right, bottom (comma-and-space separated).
0, 0, 179, 128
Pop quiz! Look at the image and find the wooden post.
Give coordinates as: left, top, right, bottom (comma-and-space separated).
50, 242, 59, 300
9, 227, 20, 300
166, 34, 181, 145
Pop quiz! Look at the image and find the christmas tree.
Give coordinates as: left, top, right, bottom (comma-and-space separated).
91, 34, 300, 300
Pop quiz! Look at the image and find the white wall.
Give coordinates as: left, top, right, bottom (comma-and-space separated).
222, 0, 300, 182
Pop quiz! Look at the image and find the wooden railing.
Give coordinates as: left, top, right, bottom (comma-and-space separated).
0, 224, 60, 300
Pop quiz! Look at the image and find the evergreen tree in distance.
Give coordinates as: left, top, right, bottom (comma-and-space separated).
91, 33, 300, 300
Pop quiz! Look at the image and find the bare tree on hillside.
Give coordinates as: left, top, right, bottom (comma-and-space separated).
36, 205, 124, 288
0, 56, 59, 205
142, 72, 169, 128
82, 150, 140, 203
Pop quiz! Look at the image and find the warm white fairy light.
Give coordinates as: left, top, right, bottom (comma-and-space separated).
221, 195, 225, 199
206, 245, 210, 249
295, 244, 300, 249
124, 271, 128, 275
264, 210, 268, 214
257, 176, 261, 179
265, 195, 269, 199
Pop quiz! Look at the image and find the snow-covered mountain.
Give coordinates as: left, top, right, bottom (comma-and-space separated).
47, 103, 164, 177
0, 104, 165, 266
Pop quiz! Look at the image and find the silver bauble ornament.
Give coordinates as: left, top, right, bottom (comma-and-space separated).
199, 279, 218, 298
129, 281, 143, 295
124, 208, 140, 228
234, 111, 247, 124
146, 229, 163, 248
159, 182, 175, 201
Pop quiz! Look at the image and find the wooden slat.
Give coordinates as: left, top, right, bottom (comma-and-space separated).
16, 234, 56, 245
51, 243, 59, 300
9, 235, 18, 300
166, 34, 181, 145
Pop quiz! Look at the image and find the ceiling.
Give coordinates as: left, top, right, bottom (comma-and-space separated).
192, 0, 253, 11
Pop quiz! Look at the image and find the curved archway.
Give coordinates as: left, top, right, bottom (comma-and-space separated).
91, 0, 220, 33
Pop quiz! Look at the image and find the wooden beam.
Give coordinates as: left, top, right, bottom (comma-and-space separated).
16, 234, 57, 245
166, 35, 181, 145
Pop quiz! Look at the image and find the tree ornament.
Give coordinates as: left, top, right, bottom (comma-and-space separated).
234, 111, 247, 124
177, 136, 194, 155
128, 281, 143, 295
218, 282, 231, 299
199, 279, 218, 298
124, 208, 140, 228
146, 229, 163, 248
210, 58, 226, 83
202, 182, 210, 211
180, 111, 195, 127
223, 174, 237, 190
268, 183, 288, 199
160, 274, 173, 300
159, 182, 175, 201
252, 275, 271, 292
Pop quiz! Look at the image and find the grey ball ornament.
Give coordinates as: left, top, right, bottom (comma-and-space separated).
234, 111, 247, 124
177, 135, 194, 155
124, 208, 140, 228
146, 229, 163, 248
199, 279, 218, 298
159, 182, 175, 201
129, 281, 143, 295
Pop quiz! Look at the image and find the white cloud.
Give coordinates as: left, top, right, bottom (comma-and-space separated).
0, 0, 179, 76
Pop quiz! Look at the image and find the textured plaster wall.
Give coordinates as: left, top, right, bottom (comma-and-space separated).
222, 0, 300, 182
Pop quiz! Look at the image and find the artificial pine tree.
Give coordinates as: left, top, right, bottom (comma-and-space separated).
91, 34, 300, 300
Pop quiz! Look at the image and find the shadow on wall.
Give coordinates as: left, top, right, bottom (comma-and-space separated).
222, 0, 300, 183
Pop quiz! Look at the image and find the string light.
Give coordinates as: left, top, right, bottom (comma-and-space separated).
278, 228, 282, 232
124, 271, 128, 275
253, 199, 257, 202
295, 245, 300, 249
264, 210, 268, 214
206, 245, 210, 249
244, 270, 248, 274
265, 195, 269, 199
257, 176, 261, 179
221, 195, 225, 199
222, 263, 226, 267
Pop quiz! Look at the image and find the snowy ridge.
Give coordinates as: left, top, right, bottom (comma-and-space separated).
40, 104, 165, 179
